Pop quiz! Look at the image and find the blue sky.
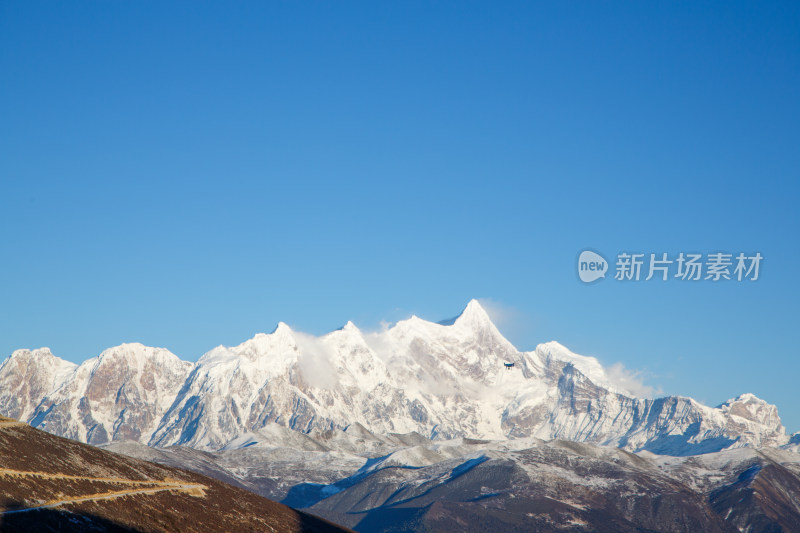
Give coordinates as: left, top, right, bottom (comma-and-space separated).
1, 2, 798, 430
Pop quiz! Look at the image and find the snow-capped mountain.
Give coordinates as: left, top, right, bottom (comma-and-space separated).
3, 343, 193, 444
0, 300, 790, 455
0, 347, 76, 423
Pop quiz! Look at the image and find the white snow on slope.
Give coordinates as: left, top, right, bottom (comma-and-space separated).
0, 300, 790, 456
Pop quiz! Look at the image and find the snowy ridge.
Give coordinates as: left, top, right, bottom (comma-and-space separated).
0, 300, 791, 456
18, 343, 193, 444
0, 348, 77, 422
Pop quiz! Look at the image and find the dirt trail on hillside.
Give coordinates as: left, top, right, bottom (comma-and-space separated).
0, 467, 207, 514
0, 467, 194, 486
1, 482, 207, 514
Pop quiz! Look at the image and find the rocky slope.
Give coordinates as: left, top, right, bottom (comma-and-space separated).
105, 423, 800, 532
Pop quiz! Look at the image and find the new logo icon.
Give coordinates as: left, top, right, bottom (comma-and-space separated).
578, 250, 607, 283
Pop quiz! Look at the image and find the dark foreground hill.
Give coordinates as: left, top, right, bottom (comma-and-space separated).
0, 416, 350, 532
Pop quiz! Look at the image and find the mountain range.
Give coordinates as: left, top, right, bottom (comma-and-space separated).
0, 300, 793, 456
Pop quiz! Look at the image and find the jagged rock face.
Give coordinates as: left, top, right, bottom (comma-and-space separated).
22, 344, 193, 444
0, 300, 791, 454
0, 348, 76, 422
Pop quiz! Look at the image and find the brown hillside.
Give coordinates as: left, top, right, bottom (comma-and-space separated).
0, 416, 351, 532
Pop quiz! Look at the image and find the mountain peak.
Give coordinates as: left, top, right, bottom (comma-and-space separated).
731, 393, 762, 403
11, 347, 54, 359
718, 392, 783, 430
271, 322, 293, 335
7, 348, 76, 375
447, 299, 493, 327
462, 298, 488, 316
95, 343, 183, 365
98, 342, 147, 356
339, 320, 359, 332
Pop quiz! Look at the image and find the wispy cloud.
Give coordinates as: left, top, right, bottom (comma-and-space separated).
604, 362, 662, 398
293, 331, 339, 389
476, 298, 527, 340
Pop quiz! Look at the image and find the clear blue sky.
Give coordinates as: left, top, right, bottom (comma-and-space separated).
1, 2, 798, 430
